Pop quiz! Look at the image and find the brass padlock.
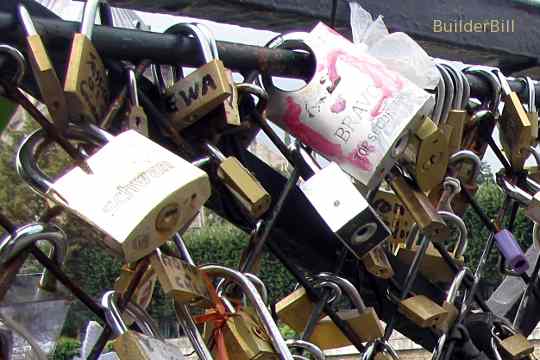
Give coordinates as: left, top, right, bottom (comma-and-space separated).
493, 324, 534, 360
398, 294, 448, 328
114, 262, 157, 322
396, 211, 467, 284
165, 23, 232, 129
102, 291, 183, 360
64, 0, 109, 124
149, 249, 211, 306
361, 244, 394, 279
401, 116, 449, 193
496, 70, 532, 171
123, 66, 149, 136
386, 167, 448, 243
18, 4, 68, 131
372, 189, 415, 248
17, 126, 211, 262
206, 143, 271, 218
275, 287, 319, 333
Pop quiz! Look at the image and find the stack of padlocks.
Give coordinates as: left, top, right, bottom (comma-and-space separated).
1, 0, 540, 359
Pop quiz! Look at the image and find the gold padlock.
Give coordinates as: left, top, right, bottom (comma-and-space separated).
401, 116, 449, 193
164, 24, 232, 130
399, 295, 448, 328
372, 189, 415, 248
149, 249, 211, 306
496, 70, 532, 171
114, 262, 157, 323
102, 291, 183, 360
361, 244, 394, 279
64, 0, 109, 124
386, 168, 449, 243
396, 211, 467, 284
123, 67, 149, 136
309, 308, 384, 349
18, 4, 68, 131
206, 143, 271, 218
493, 324, 534, 360
275, 287, 319, 333
206, 307, 279, 360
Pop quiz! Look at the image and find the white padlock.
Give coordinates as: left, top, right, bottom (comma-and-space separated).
17, 125, 211, 262
261, 22, 433, 192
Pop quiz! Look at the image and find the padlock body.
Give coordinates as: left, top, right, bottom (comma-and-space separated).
113, 331, 184, 359
309, 308, 384, 349
372, 190, 414, 248
150, 252, 211, 306
165, 60, 231, 129
64, 34, 109, 123
264, 22, 432, 190
402, 116, 449, 193
498, 92, 532, 170
361, 245, 394, 279
528, 112, 539, 143
114, 264, 156, 311
51, 130, 211, 262
300, 163, 390, 259
499, 333, 534, 359
26, 35, 68, 129
218, 157, 271, 218
275, 287, 319, 333
222, 68, 241, 126
446, 110, 467, 156
399, 295, 448, 328
435, 301, 459, 334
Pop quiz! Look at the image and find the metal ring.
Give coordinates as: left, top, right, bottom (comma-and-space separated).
0, 45, 25, 86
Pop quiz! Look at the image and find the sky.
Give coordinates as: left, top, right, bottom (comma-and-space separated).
44, 0, 535, 174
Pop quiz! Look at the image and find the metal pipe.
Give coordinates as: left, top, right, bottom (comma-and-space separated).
1, 11, 540, 103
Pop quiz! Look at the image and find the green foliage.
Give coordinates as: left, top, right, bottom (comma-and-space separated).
49, 337, 80, 360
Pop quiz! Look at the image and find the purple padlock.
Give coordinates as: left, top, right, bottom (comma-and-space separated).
494, 229, 529, 274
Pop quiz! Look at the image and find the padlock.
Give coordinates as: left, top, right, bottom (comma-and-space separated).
149, 249, 211, 306
296, 144, 390, 259
398, 294, 448, 328
164, 23, 232, 129
200, 265, 293, 359
114, 262, 157, 324
361, 244, 394, 279
494, 229, 529, 274
496, 70, 532, 171
261, 23, 431, 191
492, 324, 534, 360
64, 0, 109, 123
372, 189, 415, 248
16, 125, 211, 262
123, 66, 149, 136
18, 4, 68, 131
396, 211, 467, 284
275, 287, 320, 333
522, 76, 538, 144
496, 173, 540, 224
102, 290, 184, 359
206, 142, 271, 218
308, 273, 384, 349
386, 167, 448, 243
401, 116, 449, 193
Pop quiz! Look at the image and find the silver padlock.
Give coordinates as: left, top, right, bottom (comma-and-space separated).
260, 23, 432, 191
16, 125, 211, 262
295, 143, 390, 259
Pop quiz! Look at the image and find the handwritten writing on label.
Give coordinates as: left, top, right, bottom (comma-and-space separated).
166, 74, 217, 111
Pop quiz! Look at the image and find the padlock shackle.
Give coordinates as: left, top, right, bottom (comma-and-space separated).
285, 339, 325, 360
17, 4, 37, 37
0, 44, 25, 86
446, 267, 469, 304
441, 63, 464, 110
464, 66, 502, 114
127, 67, 140, 107
315, 272, 367, 312
125, 301, 163, 339
237, 83, 268, 113
164, 22, 214, 64
244, 273, 268, 306
0, 222, 65, 267
496, 173, 533, 205
461, 71, 471, 110
438, 211, 468, 257
16, 124, 110, 199
101, 290, 129, 336
80, 0, 99, 39
200, 264, 295, 360
205, 142, 226, 162
191, 23, 219, 60
449, 149, 482, 181
313, 280, 342, 305
432, 71, 446, 124
435, 64, 454, 124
